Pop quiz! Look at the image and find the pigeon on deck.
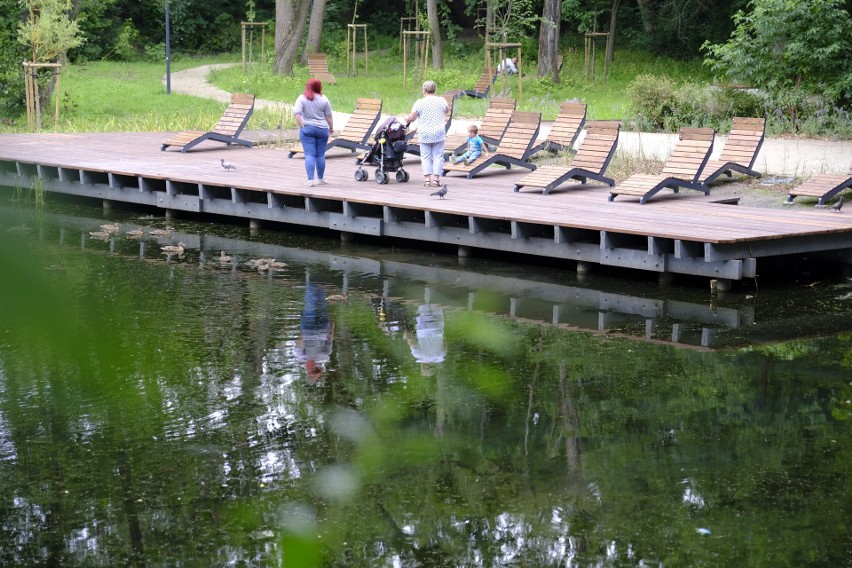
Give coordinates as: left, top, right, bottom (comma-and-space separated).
221, 159, 236, 171
829, 195, 844, 212
430, 184, 448, 199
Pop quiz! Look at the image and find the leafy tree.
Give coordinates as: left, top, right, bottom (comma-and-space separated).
703, 0, 852, 127
17, 0, 84, 63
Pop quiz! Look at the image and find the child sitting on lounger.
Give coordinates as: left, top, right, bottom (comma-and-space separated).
453, 125, 488, 166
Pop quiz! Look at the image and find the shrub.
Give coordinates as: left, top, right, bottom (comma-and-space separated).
626, 74, 677, 130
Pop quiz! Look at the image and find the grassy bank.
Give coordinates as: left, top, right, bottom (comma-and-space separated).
0, 49, 709, 134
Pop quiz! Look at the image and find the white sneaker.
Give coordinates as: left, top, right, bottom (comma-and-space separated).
316, 179, 328, 185
305, 180, 314, 187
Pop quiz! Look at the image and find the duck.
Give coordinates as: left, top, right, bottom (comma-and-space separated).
160, 242, 185, 254
100, 223, 120, 234
126, 229, 144, 238
218, 250, 232, 263
89, 230, 111, 239
252, 258, 287, 273
149, 227, 174, 237
326, 293, 349, 302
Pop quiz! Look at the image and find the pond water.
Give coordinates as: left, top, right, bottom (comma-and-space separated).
1, 198, 851, 567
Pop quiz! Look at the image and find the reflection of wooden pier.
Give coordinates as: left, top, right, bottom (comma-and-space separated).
10, 206, 851, 350
2, 131, 852, 287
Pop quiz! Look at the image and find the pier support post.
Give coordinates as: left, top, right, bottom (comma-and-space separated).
710, 278, 732, 293
458, 245, 472, 258
165, 209, 177, 220
576, 261, 592, 274
340, 231, 355, 243
249, 219, 262, 234
658, 272, 675, 286
102, 199, 115, 213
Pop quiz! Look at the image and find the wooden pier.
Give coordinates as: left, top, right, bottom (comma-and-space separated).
1, 131, 851, 285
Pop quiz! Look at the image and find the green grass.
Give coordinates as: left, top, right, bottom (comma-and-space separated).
210, 47, 712, 121
0, 46, 711, 134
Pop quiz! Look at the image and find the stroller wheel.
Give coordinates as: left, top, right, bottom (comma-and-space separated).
402, 170, 410, 182
396, 170, 407, 183
354, 169, 367, 182
375, 171, 387, 184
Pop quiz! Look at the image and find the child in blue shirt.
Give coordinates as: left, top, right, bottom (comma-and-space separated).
453, 125, 488, 165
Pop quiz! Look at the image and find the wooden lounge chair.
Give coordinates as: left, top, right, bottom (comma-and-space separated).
786, 167, 852, 206
161, 93, 255, 153
443, 97, 516, 156
514, 121, 620, 194
463, 68, 497, 98
288, 98, 382, 158
404, 94, 455, 156
609, 127, 715, 204
307, 53, 336, 85
700, 117, 766, 184
443, 111, 541, 179
529, 101, 587, 155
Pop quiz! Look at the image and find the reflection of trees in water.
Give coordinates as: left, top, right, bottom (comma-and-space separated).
1, 230, 851, 566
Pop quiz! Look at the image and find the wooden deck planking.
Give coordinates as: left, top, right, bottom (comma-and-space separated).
1, 131, 851, 250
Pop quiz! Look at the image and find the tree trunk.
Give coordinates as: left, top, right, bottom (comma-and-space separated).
605, 0, 620, 64
636, 0, 655, 33
300, 0, 327, 65
537, 0, 561, 82
274, 0, 310, 75
426, 0, 443, 69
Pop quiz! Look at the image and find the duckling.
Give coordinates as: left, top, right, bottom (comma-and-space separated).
89, 230, 111, 239
326, 293, 349, 302
126, 229, 144, 238
265, 260, 287, 271
160, 242, 185, 254
218, 250, 232, 263
45, 261, 66, 271
149, 227, 174, 237
100, 223, 120, 234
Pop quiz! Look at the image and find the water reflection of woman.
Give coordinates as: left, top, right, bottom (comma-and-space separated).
405, 303, 446, 376
294, 282, 335, 381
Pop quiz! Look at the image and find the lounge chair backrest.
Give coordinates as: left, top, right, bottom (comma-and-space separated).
307, 53, 333, 77
547, 101, 587, 148
479, 97, 517, 142
340, 98, 382, 141
473, 69, 495, 92
495, 111, 541, 159
442, 93, 455, 131
212, 93, 255, 137
661, 127, 715, 182
571, 121, 620, 173
718, 117, 765, 169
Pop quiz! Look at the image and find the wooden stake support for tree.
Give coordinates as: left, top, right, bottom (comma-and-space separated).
485, 41, 522, 104
403, 30, 431, 92
346, 24, 369, 77
23, 62, 62, 131
241, 22, 267, 72
399, 17, 419, 56
584, 32, 610, 83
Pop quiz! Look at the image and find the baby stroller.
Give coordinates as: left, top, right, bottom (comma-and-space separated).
355, 117, 411, 184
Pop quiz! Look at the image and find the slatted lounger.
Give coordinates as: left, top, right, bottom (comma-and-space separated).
514, 121, 620, 194
442, 111, 541, 179
700, 117, 766, 184
307, 53, 337, 85
405, 94, 455, 156
288, 98, 382, 158
786, 167, 852, 206
529, 101, 587, 155
609, 127, 715, 204
442, 98, 516, 156
161, 93, 255, 153
463, 68, 497, 98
